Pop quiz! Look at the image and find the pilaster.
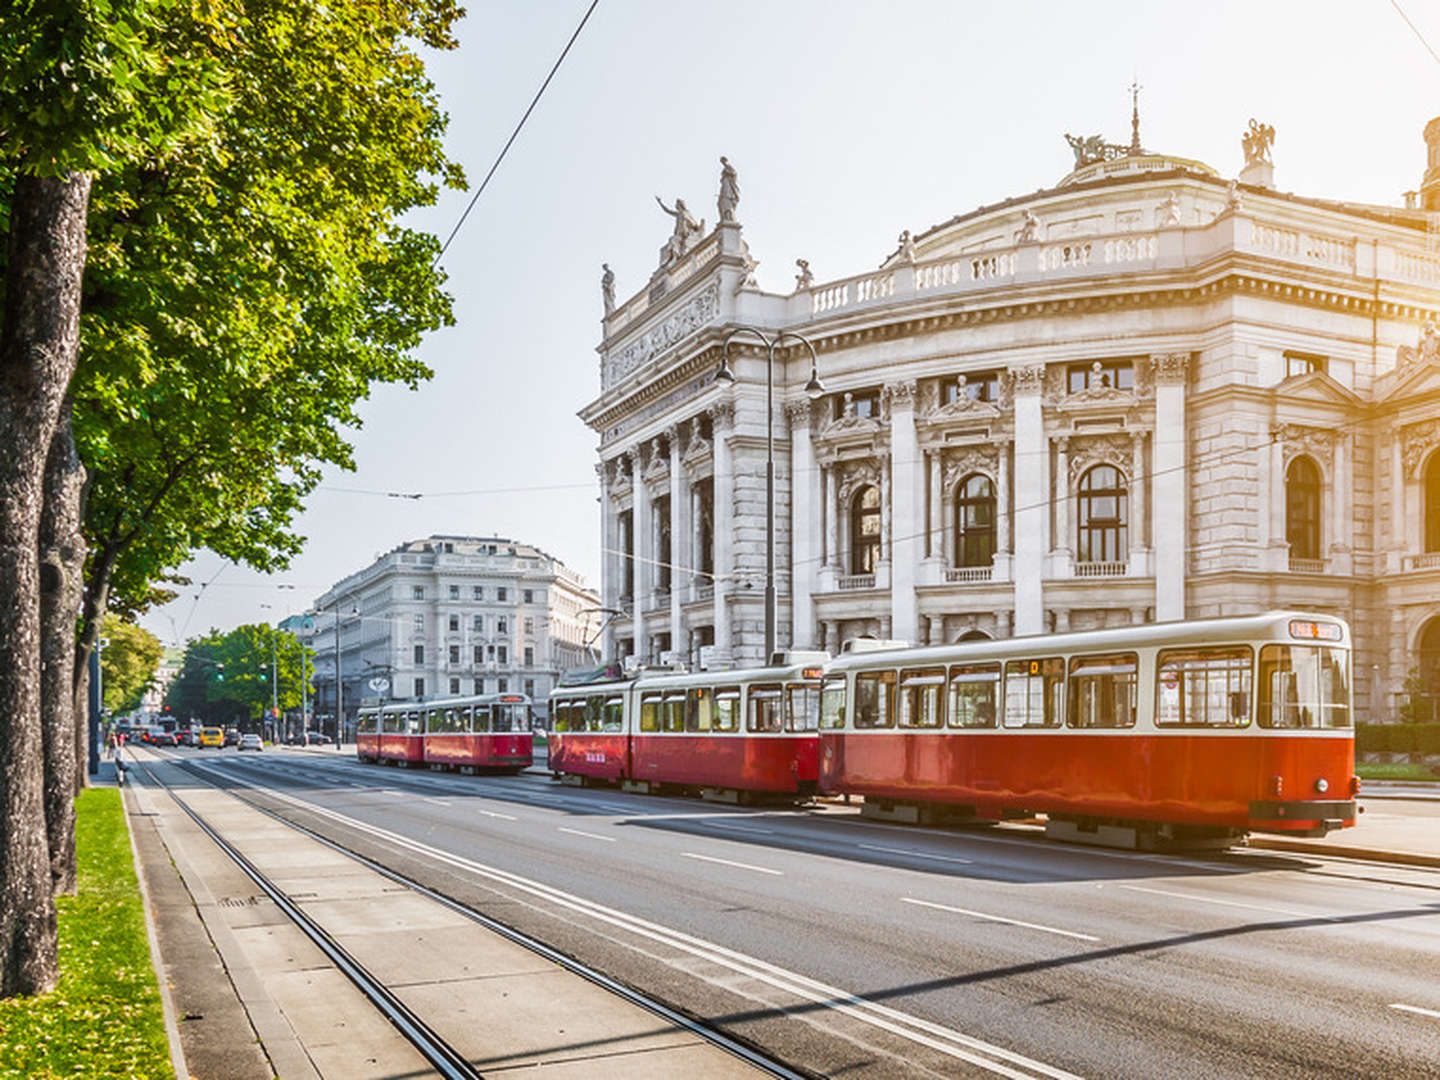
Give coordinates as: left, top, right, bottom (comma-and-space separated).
1152, 353, 1189, 620
888, 380, 920, 645
711, 399, 735, 662
1011, 365, 1047, 635
788, 400, 818, 649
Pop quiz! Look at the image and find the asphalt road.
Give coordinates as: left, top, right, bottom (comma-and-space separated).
162, 746, 1440, 1079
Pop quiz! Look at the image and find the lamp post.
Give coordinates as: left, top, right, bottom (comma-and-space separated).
713, 326, 825, 663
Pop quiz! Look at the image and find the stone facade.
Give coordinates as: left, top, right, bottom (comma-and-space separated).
308, 535, 598, 729
582, 130, 1440, 722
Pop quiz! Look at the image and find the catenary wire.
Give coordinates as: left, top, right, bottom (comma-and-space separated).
1390, 0, 1440, 68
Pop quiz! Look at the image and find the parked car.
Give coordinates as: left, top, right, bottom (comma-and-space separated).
199, 727, 224, 748
223, 728, 240, 747
307, 732, 333, 745
237, 733, 263, 752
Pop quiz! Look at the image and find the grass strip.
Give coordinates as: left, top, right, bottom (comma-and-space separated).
0, 787, 172, 1079
1357, 761, 1439, 782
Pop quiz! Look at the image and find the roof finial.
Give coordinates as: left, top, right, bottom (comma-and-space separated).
1129, 77, 1143, 154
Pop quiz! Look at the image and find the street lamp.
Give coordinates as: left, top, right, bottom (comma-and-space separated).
714, 326, 826, 663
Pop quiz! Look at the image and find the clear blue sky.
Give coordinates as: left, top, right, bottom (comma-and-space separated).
141, 0, 1440, 644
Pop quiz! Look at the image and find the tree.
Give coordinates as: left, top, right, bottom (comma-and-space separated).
166, 625, 312, 727
99, 615, 164, 715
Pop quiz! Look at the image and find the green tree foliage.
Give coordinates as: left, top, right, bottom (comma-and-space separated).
166, 624, 311, 725
97, 615, 163, 714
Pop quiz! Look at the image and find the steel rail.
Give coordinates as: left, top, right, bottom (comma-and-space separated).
168, 752, 813, 1080
132, 759, 483, 1080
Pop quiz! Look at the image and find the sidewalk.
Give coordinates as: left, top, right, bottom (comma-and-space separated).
121, 748, 766, 1079
1248, 793, 1440, 867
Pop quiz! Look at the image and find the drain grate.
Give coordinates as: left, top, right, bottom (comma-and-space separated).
217, 895, 262, 908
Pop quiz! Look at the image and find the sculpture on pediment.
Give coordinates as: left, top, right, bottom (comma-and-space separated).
717, 156, 740, 223
1016, 209, 1042, 244
841, 391, 857, 419
1397, 317, 1440, 368
656, 196, 705, 266
795, 258, 814, 290
1242, 119, 1275, 166
930, 374, 1001, 419
601, 263, 616, 315
1065, 361, 1137, 404
1156, 190, 1182, 228
819, 392, 883, 439
896, 229, 917, 264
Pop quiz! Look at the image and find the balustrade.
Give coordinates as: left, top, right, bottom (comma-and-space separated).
1074, 561, 1127, 578
943, 566, 993, 583
836, 573, 877, 591
1288, 556, 1326, 574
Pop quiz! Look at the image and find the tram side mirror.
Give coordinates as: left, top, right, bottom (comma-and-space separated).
1229, 692, 1248, 720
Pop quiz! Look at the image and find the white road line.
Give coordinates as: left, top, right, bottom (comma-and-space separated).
706, 821, 774, 835
900, 897, 1100, 942
558, 827, 617, 843
682, 852, 783, 876
859, 843, 973, 865
1120, 884, 1336, 921
190, 762, 1077, 1079
1389, 1003, 1440, 1020
478, 809, 517, 821
425, 798, 453, 807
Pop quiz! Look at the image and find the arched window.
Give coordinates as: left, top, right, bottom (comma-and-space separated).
1417, 617, 1440, 723
1077, 465, 1127, 563
1426, 452, 1440, 553
850, 485, 881, 574
1285, 456, 1322, 560
954, 473, 996, 568
956, 629, 991, 642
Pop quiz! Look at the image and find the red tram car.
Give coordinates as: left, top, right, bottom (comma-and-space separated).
548, 654, 828, 801
356, 693, 533, 773
817, 611, 1357, 847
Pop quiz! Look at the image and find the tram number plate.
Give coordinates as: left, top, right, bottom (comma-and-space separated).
585, 751, 606, 764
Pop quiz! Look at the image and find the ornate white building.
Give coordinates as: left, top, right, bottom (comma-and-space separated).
582, 119, 1440, 722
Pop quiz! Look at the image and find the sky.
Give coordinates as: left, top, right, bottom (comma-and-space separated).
139, 0, 1440, 646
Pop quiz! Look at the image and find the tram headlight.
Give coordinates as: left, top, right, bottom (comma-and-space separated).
1314, 778, 1329, 794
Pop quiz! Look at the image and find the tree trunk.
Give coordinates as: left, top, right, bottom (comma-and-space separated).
39, 410, 86, 896
0, 170, 92, 997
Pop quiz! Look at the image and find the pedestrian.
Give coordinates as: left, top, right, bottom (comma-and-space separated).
104, 729, 115, 759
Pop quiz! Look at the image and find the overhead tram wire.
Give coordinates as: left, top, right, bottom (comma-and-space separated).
431, 0, 601, 269
1390, 0, 1440, 68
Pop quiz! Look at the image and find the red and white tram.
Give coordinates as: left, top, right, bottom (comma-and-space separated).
817, 612, 1357, 847
548, 654, 828, 801
356, 693, 533, 773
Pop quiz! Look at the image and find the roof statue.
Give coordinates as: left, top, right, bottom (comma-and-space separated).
717, 156, 740, 223
1225, 179, 1243, 212
1015, 209, 1042, 244
601, 263, 616, 315
795, 258, 814, 290
655, 196, 705, 267
896, 229, 917, 264
1242, 119, 1275, 166
1065, 132, 1127, 169
1397, 317, 1440, 367
1156, 190, 1182, 228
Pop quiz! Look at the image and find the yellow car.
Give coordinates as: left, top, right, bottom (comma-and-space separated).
199, 727, 224, 749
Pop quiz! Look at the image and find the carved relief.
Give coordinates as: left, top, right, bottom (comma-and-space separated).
1401, 419, 1440, 476
926, 376, 1003, 422
942, 446, 997, 491
1396, 318, 1440, 368
709, 398, 736, 433
818, 393, 882, 440
605, 279, 721, 387
1067, 434, 1133, 485
1010, 364, 1046, 395
836, 459, 883, 504
783, 399, 819, 435
882, 380, 918, 411
1275, 423, 1336, 471
1061, 360, 1140, 407
1150, 352, 1191, 385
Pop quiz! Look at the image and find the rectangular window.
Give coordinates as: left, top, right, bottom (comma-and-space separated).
497, 645, 508, 664
524, 617, 535, 635
853, 671, 897, 729
1258, 645, 1350, 729
413, 614, 424, 631
523, 589, 534, 604
820, 678, 847, 730
473, 585, 484, 601
603, 697, 624, 731
524, 647, 534, 667
940, 371, 1001, 405
787, 685, 820, 732
714, 687, 741, 732
686, 688, 713, 732
640, 694, 660, 732
487, 644, 495, 659
497, 677, 508, 693
1156, 646, 1253, 727
448, 645, 459, 664
1002, 658, 1065, 728
497, 617, 508, 635
448, 615, 459, 632
898, 668, 945, 729
1067, 360, 1134, 394
1068, 653, 1138, 729
414, 644, 425, 664
448, 678, 460, 695
747, 685, 784, 733
413, 677, 425, 698
449, 585, 459, 600
1285, 352, 1327, 379
474, 678, 484, 695
497, 587, 508, 602
524, 678, 535, 699
833, 387, 881, 419
473, 615, 483, 632
663, 694, 686, 733
412, 585, 424, 600
948, 663, 1000, 728
473, 646, 483, 664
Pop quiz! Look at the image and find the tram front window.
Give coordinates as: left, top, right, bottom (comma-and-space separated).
819, 679, 846, 730
1259, 645, 1351, 729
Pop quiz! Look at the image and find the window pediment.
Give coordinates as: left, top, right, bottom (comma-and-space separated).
1275, 369, 1359, 406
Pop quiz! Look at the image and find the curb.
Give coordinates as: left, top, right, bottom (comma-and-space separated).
1247, 836, 1440, 868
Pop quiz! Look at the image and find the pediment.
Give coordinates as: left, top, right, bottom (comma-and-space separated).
1377, 361, 1440, 406
1274, 370, 1360, 407
818, 414, 882, 441
924, 398, 1003, 424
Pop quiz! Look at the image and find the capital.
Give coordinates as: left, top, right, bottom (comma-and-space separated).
1150, 352, 1191, 385
883, 380, 918, 411
1010, 364, 1046, 395
709, 399, 736, 432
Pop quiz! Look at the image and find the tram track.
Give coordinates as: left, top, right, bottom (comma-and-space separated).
140, 752, 811, 1080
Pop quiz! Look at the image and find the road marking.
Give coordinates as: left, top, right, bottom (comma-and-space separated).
1120, 884, 1335, 921
559, 827, 616, 843
425, 798, 453, 807
191, 762, 1077, 1079
682, 852, 783, 876
1389, 1003, 1440, 1020
706, 821, 774, 835
859, 843, 973, 865
900, 897, 1100, 942
478, 809, 517, 821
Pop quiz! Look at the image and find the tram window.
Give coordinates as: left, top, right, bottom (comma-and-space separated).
898, 669, 945, 729
381, 711, 401, 734
787, 685, 820, 732
358, 713, 377, 735
639, 695, 660, 733
1258, 645, 1351, 729
406, 712, 423, 735
551, 703, 570, 732
820, 678, 847, 729
854, 671, 897, 729
493, 704, 515, 733
472, 704, 491, 732
1067, 653, 1138, 729
748, 685, 784, 733
947, 663, 999, 728
687, 688, 714, 733
584, 696, 604, 732
663, 695, 686, 733
603, 697, 624, 731
1156, 647, 1252, 727
713, 688, 741, 732
1002, 659, 1064, 728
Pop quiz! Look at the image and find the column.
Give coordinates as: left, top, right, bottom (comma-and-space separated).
888, 381, 920, 644
711, 400, 735, 661
788, 401, 818, 649
1052, 436, 1072, 577
668, 427, 685, 652
994, 440, 1012, 580
632, 447, 650, 660
1130, 431, 1148, 572
1152, 353, 1189, 621
598, 461, 617, 660
1011, 365, 1047, 635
